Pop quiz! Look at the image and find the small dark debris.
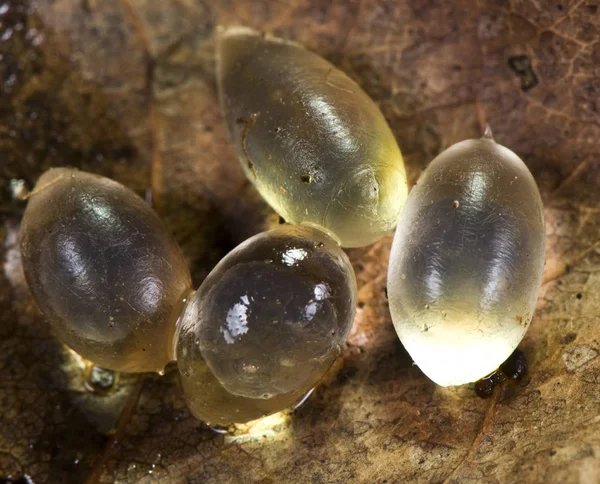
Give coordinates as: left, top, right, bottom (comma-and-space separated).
475, 371, 507, 398
550, 449, 557, 456
358, 301, 365, 308
476, 349, 528, 397
338, 364, 359, 382
500, 348, 528, 381
278, 215, 286, 224
576, 293, 583, 299
561, 332, 577, 345
508, 55, 539, 91
301, 174, 312, 184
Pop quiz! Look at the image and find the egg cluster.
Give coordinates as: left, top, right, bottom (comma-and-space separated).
19, 27, 545, 426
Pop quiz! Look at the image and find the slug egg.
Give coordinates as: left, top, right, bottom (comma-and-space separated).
20, 168, 192, 372
175, 225, 356, 425
217, 26, 408, 248
387, 131, 545, 386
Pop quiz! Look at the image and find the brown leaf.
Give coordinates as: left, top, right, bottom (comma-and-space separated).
1, 0, 599, 482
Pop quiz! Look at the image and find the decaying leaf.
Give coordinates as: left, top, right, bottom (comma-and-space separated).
1, 0, 599, 482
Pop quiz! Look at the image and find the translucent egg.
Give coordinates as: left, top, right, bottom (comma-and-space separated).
20, 168, 192, 372
176, 225, 356, 425
387, 131, 545, 386
217, 26, 408, 248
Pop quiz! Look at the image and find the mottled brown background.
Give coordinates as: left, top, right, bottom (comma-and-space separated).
1, 0, 599, 482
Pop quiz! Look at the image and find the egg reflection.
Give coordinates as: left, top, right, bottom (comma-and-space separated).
176, 225, 356, 425
387, 132, 545, 386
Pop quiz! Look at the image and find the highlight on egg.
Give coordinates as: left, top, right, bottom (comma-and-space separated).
387, 129, 545, 386
217, 26, 408, 248
19, 168, 192, 373
175, 225, 357, 425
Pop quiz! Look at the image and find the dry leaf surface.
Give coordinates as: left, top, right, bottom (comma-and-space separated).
0, 0, 599, 483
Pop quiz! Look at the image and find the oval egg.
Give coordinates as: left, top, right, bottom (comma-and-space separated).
20, 168, 192, 372
387, 132, 545, 386
217, 26, 407, 248
176, 225, 356, 425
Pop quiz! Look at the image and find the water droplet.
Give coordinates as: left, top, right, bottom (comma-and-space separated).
32, 33, 44, 46
5, 73, 17, 88
10, 179, 29, 200
482, 124, 494, 140
1, 28, 13, 41
84, 365, 118, 393
25, 28, 38, 40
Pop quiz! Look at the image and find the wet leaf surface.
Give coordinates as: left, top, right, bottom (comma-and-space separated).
0, 0, 599, 482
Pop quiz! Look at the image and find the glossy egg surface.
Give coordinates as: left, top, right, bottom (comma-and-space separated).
387, 136, 545, 386
20, 168, 191, 372
176, 225, 356, 424
217, 26, 407, 248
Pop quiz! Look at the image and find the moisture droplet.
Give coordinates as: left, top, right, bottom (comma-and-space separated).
1, 28, 13, 41
84, 365, 118, 393
9, 179, 29, 200
482, 124, 494, 140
